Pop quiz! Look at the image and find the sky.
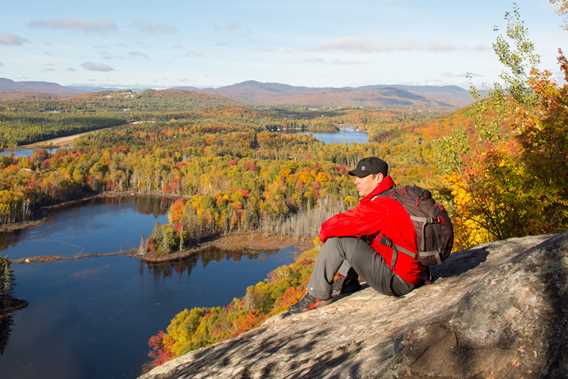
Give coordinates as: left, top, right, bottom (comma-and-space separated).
0, 0, 566, 89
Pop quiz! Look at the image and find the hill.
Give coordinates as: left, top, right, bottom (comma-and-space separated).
0, 78, 473, 109
0, 88, 237, 113
181, 80, 473, 109
0, 78, 82, 98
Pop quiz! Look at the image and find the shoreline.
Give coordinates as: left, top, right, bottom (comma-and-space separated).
10, 232, 313, 265
0, 219, 45, 233
0, 191, 192, 233
140, 232, 312, 263
2, 193, 313, 265
43, 191, 192, 211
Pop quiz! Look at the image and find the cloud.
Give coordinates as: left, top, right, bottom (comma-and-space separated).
254, 46, 306, 54
67, 67, 76, 72
184, 50, 205, 58
0, 33, 28, 45
441, 72, 483, 79
29, 18, 117, 33
42, 68, 56, 72
133, 21, 177, 34
303, 57, 366, 65
330, 58, 366, 65
310, 37, 489, 53
216, 21, 241, 32
81, 62, 114, 72
304, 58, 326, 64
101, 53, 114, 61
0, 61, 3, 67
128, 51, 149, 59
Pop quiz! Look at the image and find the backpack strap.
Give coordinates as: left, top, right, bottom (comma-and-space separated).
380, 235, 416, 270
417, 250, 443, 264
372, 192, 418, 270
409, 215, 438, 251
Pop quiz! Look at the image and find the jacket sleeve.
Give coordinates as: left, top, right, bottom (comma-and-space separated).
319, 200, 388, 243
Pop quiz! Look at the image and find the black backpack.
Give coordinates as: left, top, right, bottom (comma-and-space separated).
376, 185, 454, 268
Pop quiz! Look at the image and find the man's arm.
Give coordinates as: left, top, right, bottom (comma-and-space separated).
319, 201, 388, 243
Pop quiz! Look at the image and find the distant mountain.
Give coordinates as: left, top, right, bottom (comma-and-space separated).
175, 80, 473, 109
0, 78, 82, 97
0, 77, 473, 109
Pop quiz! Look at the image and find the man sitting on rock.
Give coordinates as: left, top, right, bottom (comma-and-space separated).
289, 157, 423, 313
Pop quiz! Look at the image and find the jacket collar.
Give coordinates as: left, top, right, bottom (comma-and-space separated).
362, 175, 395, 202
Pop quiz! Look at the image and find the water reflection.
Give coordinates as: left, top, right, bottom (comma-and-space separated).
2, 248, 294, 379
0, 197, 295, 378
0, 258, 28, 356
0, 196, 170, 260
141, 247, 281, 281
0, 232, 20, 252
0, 316, 13, 355
129, 196, 172, 217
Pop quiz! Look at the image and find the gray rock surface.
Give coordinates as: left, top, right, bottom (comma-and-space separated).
140, 232, 568, 379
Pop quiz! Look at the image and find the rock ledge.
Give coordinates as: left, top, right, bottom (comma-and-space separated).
141, 232, 568, 379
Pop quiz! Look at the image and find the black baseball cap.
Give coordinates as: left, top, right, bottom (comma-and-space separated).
348, 157, 389, 178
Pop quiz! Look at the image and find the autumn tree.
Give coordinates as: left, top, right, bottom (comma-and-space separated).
440, 5, 568, 248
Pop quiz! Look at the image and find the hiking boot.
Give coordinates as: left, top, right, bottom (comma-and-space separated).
332, 268, 362, 297
288, 293, 332, 314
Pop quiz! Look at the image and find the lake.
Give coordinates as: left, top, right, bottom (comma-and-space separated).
0, 148, 59, 158
309, 127, 368, 144
0, 197, 297, 379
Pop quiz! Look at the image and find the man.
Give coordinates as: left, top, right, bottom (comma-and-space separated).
288, 157, 423, 314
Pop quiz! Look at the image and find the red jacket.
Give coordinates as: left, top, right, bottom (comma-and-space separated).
319, 176, 423, 285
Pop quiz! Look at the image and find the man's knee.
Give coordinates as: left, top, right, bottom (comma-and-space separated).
321, 237, 341, 253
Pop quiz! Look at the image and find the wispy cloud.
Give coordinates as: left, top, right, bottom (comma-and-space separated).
67, 67, 76, 72
255, 47, 305, 54
441, 71, 483, 79
184, 50, 205, 58
81, 62, 114, 72
29, 18, 117, 33
0, 33, 28, 46
310, 37, 488, 53
0, 61, 3, 67
215, 21, 242, 32
303, 57, 366, 65
100, 52, 114, 61
304, 58, 326, 64
42, 68, 56, 72
128, 51, 149, 59
133, 21, 177, 34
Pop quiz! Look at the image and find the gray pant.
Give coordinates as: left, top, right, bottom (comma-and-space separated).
307, 237, 415, 299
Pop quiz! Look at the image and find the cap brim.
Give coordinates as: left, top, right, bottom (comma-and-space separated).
348, 169, 368, 178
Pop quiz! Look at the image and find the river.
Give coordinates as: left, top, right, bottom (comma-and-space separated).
0, 197, 296, 379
